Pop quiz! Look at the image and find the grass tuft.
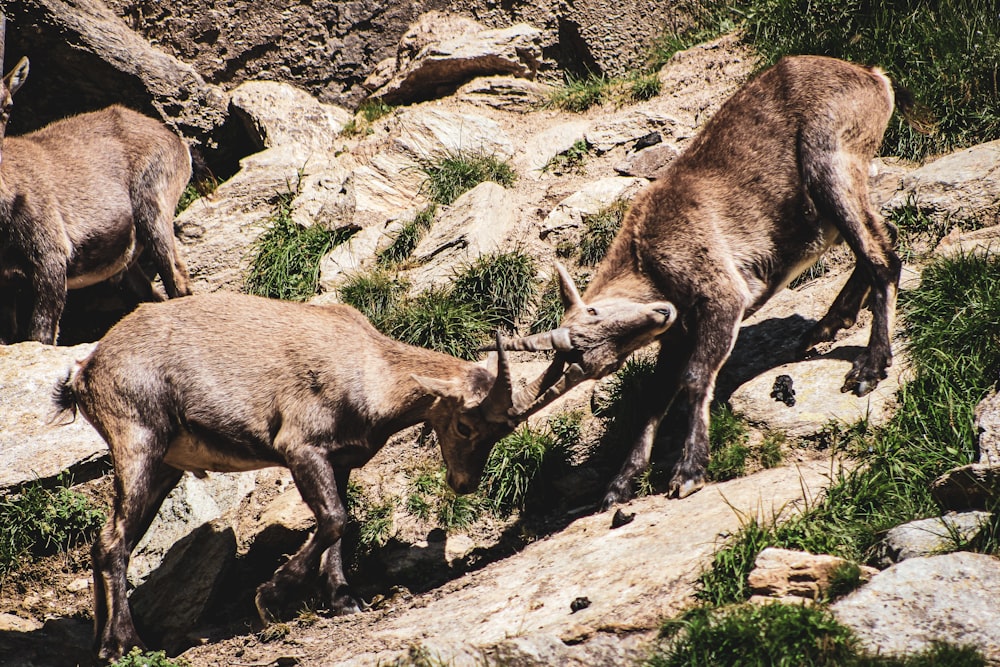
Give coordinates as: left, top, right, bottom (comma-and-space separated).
245, 178, 355, 301
580, 199, 629, 265
378, 205, 437, 268
336, 270, 409, 329
0, 476, 105, 578
388, 288, 492, 360
548, 73, 611, 112
542, 139, 591, 175
707, 406, 751, 482
451, 251, 538, 332
111, 648, 190, 667
419, 151, 517, 206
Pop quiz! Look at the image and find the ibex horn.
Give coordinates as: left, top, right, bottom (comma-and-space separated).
482, 331, 515, 421
513, 362, 588, 418
489, 327, 573, 352
555, 262, 586, 311
0, 13, 7, 74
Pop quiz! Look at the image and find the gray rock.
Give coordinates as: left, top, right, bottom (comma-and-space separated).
392, 107, 515, 163
129, 519, 238, 653
614, 143, 681, 179
457, 76, 552, 114
229, 80, 352, 152
932, 464, 1000, 511
934, 224, 1000, 259
975, 388, 1000, 466
833, 552, 1000, 663
882, 140, 1000, 228
129, 472, 255, 587
5, 0, 228, 145
876, 512, 993, 567
540, 177, 647, 248
584, 111, 678, 155
0, 342, 104, 493
369, 14, 544, 105
748, 547, 876, 603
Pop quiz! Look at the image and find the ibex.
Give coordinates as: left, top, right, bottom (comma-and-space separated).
49, 291, 630, 662
499, 56, 914, 506
0, 22, 192, 345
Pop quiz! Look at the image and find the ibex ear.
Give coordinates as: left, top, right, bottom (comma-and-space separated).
555, 262, 586, 312
412, 374, 462, 401
4, 57, 28, 97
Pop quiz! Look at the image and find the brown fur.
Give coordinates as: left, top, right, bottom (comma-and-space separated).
513, 56, 903, 506
0, 57, 192, 344
52, 292, 530, 662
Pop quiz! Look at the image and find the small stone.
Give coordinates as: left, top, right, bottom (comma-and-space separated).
610, 509, 635, 529
770, 374, 796, 406
570, 596, 591, 613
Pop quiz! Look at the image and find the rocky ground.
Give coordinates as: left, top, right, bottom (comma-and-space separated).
2, 12, 1000, 667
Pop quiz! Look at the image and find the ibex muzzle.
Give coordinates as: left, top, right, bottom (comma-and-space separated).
503, 55, 913, 506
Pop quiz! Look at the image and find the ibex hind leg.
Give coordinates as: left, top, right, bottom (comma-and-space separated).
798, 264, 870, 355
93, 448, 183, 661
133, 164, 192, 299
804, 151, 900, 396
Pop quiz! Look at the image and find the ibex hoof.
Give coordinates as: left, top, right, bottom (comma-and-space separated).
668, 475, 705, 499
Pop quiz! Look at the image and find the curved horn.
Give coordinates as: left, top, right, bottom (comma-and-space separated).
481, 331, 515, 422
495, 327, 574, 352
512, 362, 588, 418
556, 262, 586, 312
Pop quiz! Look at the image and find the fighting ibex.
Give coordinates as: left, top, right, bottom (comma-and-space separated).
51, 292, 608, 662
0, 19, 192, 344
500, 56, 915, 506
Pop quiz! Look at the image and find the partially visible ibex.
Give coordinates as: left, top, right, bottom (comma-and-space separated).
500, 56, 915, 506
0, 16, 192, 344
51, 292, 625, 662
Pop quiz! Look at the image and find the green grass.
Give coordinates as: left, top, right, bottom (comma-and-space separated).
626, 72, 663, 102
548, 73, 611, 112
0, 476, 105, 578
360, 99, 394, 123
378, 205, 437, 268
336, 269, 409, 329
707, 406, 751, 482
478, 413, 581, 516
529, 272, 591, 334
388, 288, 492, 360
542, 139, 591, 175
450, 251, 538, 332
244, 179, 356, 301
340, 250, 538, 359
419, 151, 517, 206
684, 0, 1000, 160
649, 603, 986, 667
111, 648, 190, 667
580, 199, 629, 265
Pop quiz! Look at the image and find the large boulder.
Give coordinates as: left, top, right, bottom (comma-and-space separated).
833, 552, 1000, 663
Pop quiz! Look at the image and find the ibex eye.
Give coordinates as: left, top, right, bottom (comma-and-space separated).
456, 421, 472, 438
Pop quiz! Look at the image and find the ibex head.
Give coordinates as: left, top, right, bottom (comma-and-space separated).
414, 333, 524, 494
487, 263, 678, 414
0, 13, 29, 151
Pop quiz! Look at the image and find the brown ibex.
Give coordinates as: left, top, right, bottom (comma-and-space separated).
50, 291, 633, 662
499, 56, 914, 506
0, 24, 193, 345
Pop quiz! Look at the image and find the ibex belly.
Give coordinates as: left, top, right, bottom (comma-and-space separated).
163, 430, 280, 474
66, 216, 140, 290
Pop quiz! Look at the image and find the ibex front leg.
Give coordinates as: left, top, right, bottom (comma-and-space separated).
255, 438, 351, 622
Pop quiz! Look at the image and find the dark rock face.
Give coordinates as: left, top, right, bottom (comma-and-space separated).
103, 0, 697, 108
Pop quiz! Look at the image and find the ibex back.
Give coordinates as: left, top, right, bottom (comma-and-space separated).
0, 55, 192, 344
52, 291, 570, 662
500, 56, 909, 505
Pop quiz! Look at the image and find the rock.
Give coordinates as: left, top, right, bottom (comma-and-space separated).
540, 177, 647, 247
747, 548, 876, 603
614, 143, 681, 179
392, 107, 516, 163
934, 224, 1000, 259
875, 512, 993, 567
881, 140, 1000, 228
515, 120, 592, 177
833, 552, 1000, 663
457, 76, 552, 114
0, 613, 42, 633
244, 483, 316, 559
974, 389, 1000, 466
584, 111, 678, 155
368, 14, 544, 105
129, 519, 238, 653
410, 182, 521, 289
230, 80, 353, 152
342, 152, 427, 229
931, 464, 1000, 511
318, 218, 409, 290
5, 0, 228, 146
0, 342, 105, 493
129, 472, 255, 587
